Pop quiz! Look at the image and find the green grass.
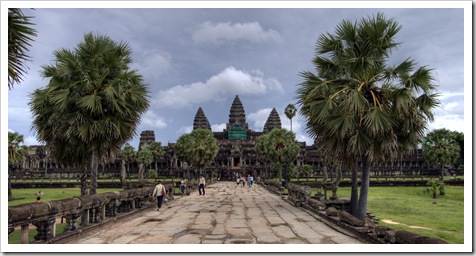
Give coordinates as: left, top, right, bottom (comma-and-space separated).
9, 188, 121, 207
332, 186, 464, 244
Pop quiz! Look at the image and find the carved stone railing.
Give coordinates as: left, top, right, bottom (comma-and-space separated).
264, 181, 448, 244
287, 183, 312, 207
262, 179, 285, 194
8, 183, 178, 244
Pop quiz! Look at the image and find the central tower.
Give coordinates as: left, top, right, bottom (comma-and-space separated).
225, 95, 249, 140
226, 95, 248, 130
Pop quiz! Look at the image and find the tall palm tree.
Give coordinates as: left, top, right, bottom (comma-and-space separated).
8, 8, 37, 89
422, 129, 460, 182
284, 104, 297, 132
8, 132, 28, 200
148, 141, 164, 172
29, 32, 150, 196
297, 13, 440, 220
120, 143, 136, 184
255, 128, 300, 187
175, 129, 218, 179
137, 146, 154, 183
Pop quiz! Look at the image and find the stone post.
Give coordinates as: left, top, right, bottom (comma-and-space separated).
20, 225, 29, 244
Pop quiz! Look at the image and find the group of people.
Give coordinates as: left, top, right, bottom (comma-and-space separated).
152, 176, 207, 211
236, 174, 254, 188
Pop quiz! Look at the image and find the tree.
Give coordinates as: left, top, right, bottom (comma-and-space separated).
284, 104, 297, 132
425, 179, 445, 200
8, 8, 37, 89
255, 128, 300, 187
29, 32, 150, 196
137, 146, 154, 183
148, 141, 165, 171
422, 129, 461, 182
301, 164, 313, 177
8, 132, 28, 200
174, 129, 218, 179
120, 143, 136, 185
255, 133, 272, 179
297, 13, 440, 220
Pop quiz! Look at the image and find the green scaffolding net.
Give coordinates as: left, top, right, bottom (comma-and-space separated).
228, 124, 247, 140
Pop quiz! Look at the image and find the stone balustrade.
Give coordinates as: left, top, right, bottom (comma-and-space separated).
8, 184, 176, 244
262, 181, 448, 244
263, 179, 285, 194
287, 183, 312, 207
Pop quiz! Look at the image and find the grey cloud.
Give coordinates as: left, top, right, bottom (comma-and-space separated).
192, 21, 282, 45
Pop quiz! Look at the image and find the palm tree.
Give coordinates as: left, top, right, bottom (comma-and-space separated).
8, 8, 37, 89
425, 179, 445, 200
297, 13, 440, 220
148, 141, 165, 172
255, 133, 272, 178
120, 143, 136, 184
8, 132, 28, 200
137, 146, 154, 183
284, 104, 297, 132
255, 128, 300, 187
29, 32, 150, 196
175, 129, 218, 179
422, 129, 461, 182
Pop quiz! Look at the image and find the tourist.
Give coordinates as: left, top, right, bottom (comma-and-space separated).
247, 175, 251, 187
250, 175, 254, 186
152, 181, 166, 211
36, 196, 41, 203
241, 175, 246, 188
199, 176, 206, 196
180, 179, 186, 194
236, 177, 240, 185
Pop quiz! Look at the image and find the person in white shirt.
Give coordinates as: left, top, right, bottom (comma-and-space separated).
152, 181, 166, 211
199, 176, 206, 196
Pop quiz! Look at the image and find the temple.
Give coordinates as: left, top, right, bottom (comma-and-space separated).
12, 95, 434, 181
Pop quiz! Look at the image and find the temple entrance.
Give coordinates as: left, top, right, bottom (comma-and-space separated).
233, 156, 241, 167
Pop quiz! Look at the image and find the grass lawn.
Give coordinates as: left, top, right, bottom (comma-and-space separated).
8, 188, 121, 207
333, 186, 464, 244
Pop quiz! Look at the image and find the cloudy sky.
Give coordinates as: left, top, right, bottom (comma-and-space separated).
4, 2, 469, 150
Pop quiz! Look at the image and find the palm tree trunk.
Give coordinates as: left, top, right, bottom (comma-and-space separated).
138, 163, 144, 183
356, 158, 370, 221
284, 165, 289, 188
80, 167, 88, 196
8, 167, 12, 200
290, 119, 293, 132
349, 160, 359, 215
90, 149, 99, 195
120, 160, 126, 186
80, 167, 89, 226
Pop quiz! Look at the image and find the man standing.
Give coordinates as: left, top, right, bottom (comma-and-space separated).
152, 181, 166, 211
199, 176, 206, 196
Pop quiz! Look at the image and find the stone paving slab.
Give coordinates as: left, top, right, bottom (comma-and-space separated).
67, 182, 364, 244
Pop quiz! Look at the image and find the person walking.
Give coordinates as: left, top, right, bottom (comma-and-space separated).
180, 179, 186, 195
199, 176, 206, 196
152, 181, 166, 211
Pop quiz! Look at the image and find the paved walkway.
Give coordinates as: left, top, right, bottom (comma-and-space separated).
68, 182, 364, 244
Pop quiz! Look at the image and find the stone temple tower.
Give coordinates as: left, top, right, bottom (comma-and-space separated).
263, 108, 282, 133
138, 130, 155, 150
226, 95, 249, 130
193, 107, 211, 131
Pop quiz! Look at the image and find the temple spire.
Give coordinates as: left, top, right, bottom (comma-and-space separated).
193, 107, 211, 131
227, 95, 248, 130
263, 108, 281, 133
